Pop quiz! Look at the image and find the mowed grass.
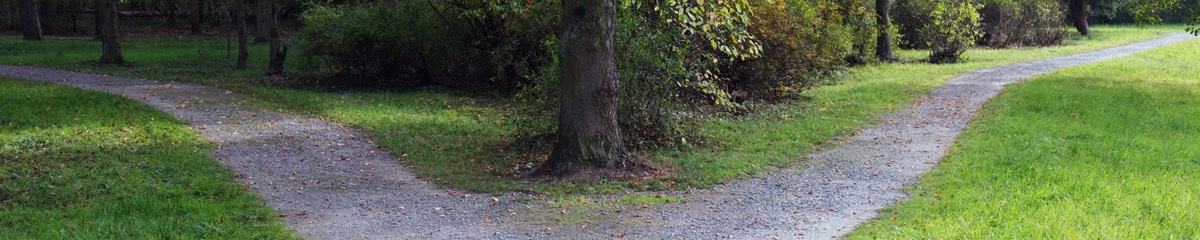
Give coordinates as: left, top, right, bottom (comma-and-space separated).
848, 38, 1200, 238
0, 25, 1186, 194
0, 78, 294, 238
658, 25, 1176, 186
0, 36, 287, 86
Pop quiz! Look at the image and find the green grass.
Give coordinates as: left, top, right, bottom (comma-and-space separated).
657, 25, 1181, 187
0, 78, 294, 239
0, 36, 290, 86
848, 36, 1200, 238
0, 25, 1188, 194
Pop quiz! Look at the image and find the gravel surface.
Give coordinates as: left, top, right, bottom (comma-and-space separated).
1, 33, 1191, 239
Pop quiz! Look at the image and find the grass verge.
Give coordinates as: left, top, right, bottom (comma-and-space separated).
0, 25, 1186, 194
0, 78, 294, 238
848, 37, 1200, 238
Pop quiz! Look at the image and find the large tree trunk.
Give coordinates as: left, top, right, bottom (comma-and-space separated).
19, 0, 41, 40
255, 0, 270, 42
97, 0, 124, 65
1069, 0, 1089, 36
236, 0, 249, 69
533, 0, 630, 177
382, 0, 397, 10
875, 0, 893, 61
189, 0, 202, 35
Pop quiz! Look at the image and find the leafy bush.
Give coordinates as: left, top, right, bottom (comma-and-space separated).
298, 5, 455, 87
893, 0, 935, 49
924, 0, 983, 63
298, 1, 557, 90
979, 0, 1067, 47
734, 0, 857, 100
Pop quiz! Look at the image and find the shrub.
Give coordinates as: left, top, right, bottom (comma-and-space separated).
979, 0, 1068, 47
924, 0, 983, 63
298, 5, 459, 87
893, 0, 935, 49
298, 1, 558, 90
734, 0, 857, 100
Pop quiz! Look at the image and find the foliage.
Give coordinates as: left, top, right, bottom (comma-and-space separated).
979, 0, 1068, 47
733, 0, 856, 100
924, 0, 983, 63
1131, 0, 1200, 34
297, 1, 558, 90
893, 0, 935, 49
297, 4, 458, 88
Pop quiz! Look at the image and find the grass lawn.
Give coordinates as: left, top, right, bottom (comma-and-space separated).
0, 25, 1187, 194
0, 78, 295, 238
848, 37, 1200, 238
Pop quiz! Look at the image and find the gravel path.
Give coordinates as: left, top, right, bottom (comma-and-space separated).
0, 33, 1191, 239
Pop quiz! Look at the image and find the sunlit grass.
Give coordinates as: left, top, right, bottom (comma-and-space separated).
848, 35, 1200, 239
0, 78, 294, 239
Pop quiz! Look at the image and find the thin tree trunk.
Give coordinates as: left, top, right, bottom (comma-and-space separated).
19, 0, 41, 40
1069, 0, 1089, 36
382, 0, 397, 10
265, 0, 284, 75
875, 0, 893, 61
190, 0, 202, 35
255, 0, 270, 42
236, 0, 248, 69
266, 26, 285, 75
534, 0, 630, 177
97, 0, 124, 65
165, 0, 177, 29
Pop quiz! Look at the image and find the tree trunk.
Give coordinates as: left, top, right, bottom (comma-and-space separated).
236, 0, 248, 69
1069, 0, 1089, 36
190, 0, 202, 35
166, 0, 177, 29
382, 0, 397, 10
266, 26, 286, 75
533, 0, 630, 177
97, 0, 124, 65
255, 0, 270, 42
19, 0, 41, 40
875, 0, 893, 61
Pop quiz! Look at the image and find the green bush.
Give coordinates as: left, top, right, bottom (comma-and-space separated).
894, 0, 935, 49
297, 1, 557, 90
924, 0, 983, 63
979, 0, 1067, 47
297, 4, 462, 87
733, 0, 857, 100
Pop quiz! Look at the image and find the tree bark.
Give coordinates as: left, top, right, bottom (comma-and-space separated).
382, 0, 397, 10
875, 0, 893, 61
166, 0, 177, 29
266, 26, 286, 75
1069, 0, 1089, 36
255, 0, 271, 42
236, 0, 249, 69
190, 0, 202, 35
533, 0, 630, 177
19, 0, 41, 40
97, 0, 124, 65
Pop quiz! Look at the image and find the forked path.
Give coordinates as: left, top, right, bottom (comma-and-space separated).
0, 33, 1192, 239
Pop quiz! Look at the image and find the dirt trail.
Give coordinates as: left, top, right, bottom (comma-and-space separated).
1, 33, 1191, 239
